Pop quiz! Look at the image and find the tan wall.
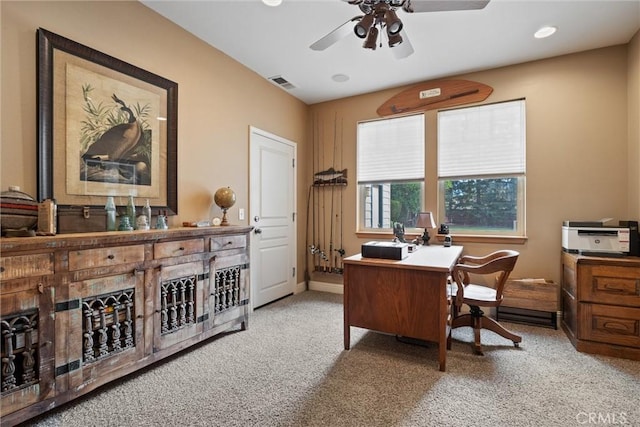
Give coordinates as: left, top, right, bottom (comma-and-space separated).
0, 1, 310, 281
629, 30, 640, 218
1, 1, 637, 287
309, 46, 632, 285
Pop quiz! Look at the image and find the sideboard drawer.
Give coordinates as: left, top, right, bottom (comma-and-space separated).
0, 253, 54, 280
210, 235, 246, 251
581, 265, 640, 307
154, 238, 204, 259
68, 245, 145, 271
580, 303, 640, 348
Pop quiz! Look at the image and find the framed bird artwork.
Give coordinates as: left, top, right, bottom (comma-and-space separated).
37, 28, 178, 217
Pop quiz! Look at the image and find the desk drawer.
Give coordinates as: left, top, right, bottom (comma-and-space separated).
69, 245, 145, 271
154, 238, 204, 259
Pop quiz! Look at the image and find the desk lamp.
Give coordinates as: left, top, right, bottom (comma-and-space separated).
416, 212, 436, 245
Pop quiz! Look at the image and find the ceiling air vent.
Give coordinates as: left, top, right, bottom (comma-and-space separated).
268, 75, 296, 90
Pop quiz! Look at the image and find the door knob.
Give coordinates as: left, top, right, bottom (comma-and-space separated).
254, 228, 262, 234
254, 216, 260, 222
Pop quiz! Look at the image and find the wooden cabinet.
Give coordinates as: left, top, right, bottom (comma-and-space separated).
561, 252, 640, 361
58, 270, 146, 394
153, 260, 205, 352
207, 234, 250, 332
0, 256, 56, 417
0, 227, 252, 426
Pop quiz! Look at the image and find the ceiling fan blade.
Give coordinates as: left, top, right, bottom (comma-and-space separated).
391, 29, 414, 59
403, 0, 490, 13
310, 17, 361, 51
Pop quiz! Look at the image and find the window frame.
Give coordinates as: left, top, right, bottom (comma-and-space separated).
356, 113, 425, 234
436, 99, 527, 240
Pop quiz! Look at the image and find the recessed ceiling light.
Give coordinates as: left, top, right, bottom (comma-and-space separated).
332, 74, 349, 83
534, 26, 557, 39
262, 0, 282, 6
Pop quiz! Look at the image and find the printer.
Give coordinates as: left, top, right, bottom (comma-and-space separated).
562, 220, 639, 256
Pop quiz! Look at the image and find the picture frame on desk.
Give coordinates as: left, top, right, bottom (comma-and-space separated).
36, 28, 178, 214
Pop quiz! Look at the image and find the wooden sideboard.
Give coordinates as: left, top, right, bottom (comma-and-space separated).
561, 252, 640, 361
0, 226, 252, 426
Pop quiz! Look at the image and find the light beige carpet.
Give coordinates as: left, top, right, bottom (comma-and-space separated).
25, 291, 640, 427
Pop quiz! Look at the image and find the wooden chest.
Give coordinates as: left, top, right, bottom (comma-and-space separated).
498, 279, 560, 328
57, 205, 107, 233
502, 279, 559, 312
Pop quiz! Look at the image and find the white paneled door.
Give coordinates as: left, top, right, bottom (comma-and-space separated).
249, 127, 296, 309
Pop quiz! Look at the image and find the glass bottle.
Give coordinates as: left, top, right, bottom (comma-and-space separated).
143, 199, 152, 229
105, 196, 116, 231
155, 214, 167, 230
126, 195, 136, 230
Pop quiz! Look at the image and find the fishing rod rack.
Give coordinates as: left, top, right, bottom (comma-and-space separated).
306, 113, 347, 280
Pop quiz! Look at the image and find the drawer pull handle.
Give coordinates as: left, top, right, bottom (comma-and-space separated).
38, 283, 44, 294
0, 266, 4, 273
602, 321, 629, 332
226, 241, 232, 246
210, 255, 217, 262
107, 254, 115, 260
179, 247, 185, 251
603, 284, 626, 292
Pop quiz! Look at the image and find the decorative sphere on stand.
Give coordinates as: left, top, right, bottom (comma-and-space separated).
214, 187, 236, 226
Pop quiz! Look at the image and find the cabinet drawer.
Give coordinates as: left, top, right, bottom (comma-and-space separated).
68, 245, 145, 271
154, 238, 204, 259
210, 235, 246, 252
581, 265, 640, 307
0, 253, 54, 280
580, 303, 640, 348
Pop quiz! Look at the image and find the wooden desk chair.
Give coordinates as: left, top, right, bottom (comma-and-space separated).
447, 250, 521, 355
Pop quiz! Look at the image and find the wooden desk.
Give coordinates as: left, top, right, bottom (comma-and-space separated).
343, 245, 463, 371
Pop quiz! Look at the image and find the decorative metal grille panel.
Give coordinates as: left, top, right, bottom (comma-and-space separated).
82, 289, 135, 363
1, 310, 39, 394
160, 275, 196, 335
214, 266, 241, 313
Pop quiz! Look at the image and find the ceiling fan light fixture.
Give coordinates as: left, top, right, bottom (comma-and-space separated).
363, 26, 379, 50
354, 13, 375, 38
388, 32, 403, 47
384, 8, 403, 36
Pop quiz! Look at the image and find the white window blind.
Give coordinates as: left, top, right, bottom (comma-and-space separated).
438, 100, 525, 178
357, 114, 424, 183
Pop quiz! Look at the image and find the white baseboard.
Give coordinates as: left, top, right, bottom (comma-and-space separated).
295, 281, 344, 294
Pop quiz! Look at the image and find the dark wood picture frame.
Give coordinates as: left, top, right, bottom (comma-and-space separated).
36, 28, 178, 215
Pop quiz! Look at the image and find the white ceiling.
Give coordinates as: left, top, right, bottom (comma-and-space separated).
142, 0, 640, 105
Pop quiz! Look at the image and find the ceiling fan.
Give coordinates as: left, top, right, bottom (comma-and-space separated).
310, 0, 490, 59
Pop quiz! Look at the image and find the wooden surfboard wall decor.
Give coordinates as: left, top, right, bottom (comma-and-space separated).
376, 79, 493, 116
